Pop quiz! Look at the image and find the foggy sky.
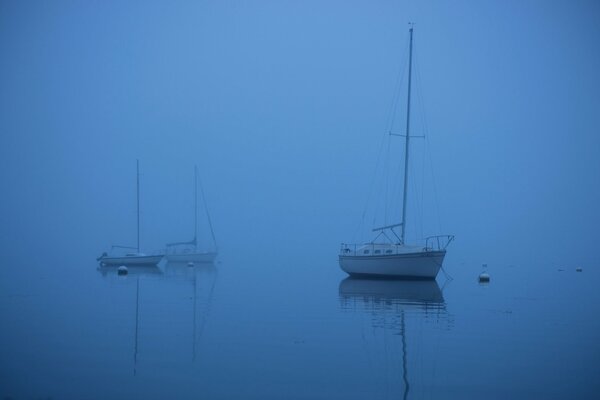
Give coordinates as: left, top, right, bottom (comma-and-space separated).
1, 0, 599, 270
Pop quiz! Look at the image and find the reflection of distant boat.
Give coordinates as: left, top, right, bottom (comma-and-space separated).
339, 278, 444, 308
164, 261, 217, 278
166, 249, 216, 264
97, 259, 217, 374
165, 166, 218, 264
97, 160, 164, 267
97, 265, 163, 277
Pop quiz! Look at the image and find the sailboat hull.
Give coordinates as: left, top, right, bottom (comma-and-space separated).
166, 252, 217, 264
339, 250, 445, 279
98, 254, 164, 267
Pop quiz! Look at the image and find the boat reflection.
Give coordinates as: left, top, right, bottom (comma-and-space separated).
96, 265, 163, 277
164, 261, 217, 278
96, 260, 217, 279
339, 278, 449, 400
339, 278, 445, 311
96, 261, 217, 375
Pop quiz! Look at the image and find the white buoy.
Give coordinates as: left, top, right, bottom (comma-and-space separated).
187, 262, 195, 267
117, 265, 128, 276
479, 272, 490, 282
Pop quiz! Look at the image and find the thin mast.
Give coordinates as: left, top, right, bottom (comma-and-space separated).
400, 25, 414, 245
136, 159, 140, 253
194, 165, 198, 249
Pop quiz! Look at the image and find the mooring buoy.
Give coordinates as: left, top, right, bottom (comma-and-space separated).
479, 272, 490, 282
187, 262, 195, 267
576, 268, 582, 272
117, 265, 128, 276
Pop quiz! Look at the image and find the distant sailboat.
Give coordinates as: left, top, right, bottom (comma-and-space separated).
97, 160, 164, 267
339, 26, 453, 279
165, 165, 218, 264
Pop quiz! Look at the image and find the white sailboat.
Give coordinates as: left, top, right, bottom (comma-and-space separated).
165, 165, 218, 264
97, 160, 164, 267
339, 26, 453, 279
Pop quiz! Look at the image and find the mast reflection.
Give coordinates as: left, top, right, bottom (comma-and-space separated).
339, 278, 449, 400
96, 262, 217, 375
339, 278, 445, 311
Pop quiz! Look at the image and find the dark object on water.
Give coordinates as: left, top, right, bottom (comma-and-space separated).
479, 272, 490, 283
187, 262, 195, 267
576, 268, 582, 272
117, 266, 128, 276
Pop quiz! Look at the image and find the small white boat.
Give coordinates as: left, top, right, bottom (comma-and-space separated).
98, 160, 164, 267
339, 26, 453, 280
97, 252, 164, 267
165, 165, 218, 264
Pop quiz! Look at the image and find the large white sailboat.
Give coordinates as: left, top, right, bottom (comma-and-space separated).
165, 166, 218, 264
339, 26, 453, 279
97, 160, 164, 267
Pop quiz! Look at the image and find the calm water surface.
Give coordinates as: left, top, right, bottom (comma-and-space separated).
1, 249, 599, 399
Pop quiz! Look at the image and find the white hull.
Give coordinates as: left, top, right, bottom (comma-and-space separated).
339, 250, 445, 279
99, 254, 164, 266
166, 252, 217, 263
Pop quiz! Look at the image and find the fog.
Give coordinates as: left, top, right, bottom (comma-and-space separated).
1, 1, 599, 269
1, 1, 599, 397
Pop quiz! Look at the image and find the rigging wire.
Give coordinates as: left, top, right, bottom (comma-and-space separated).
412, 47, 427, 243
354, 132, 387, 243
414, 47, 444, 235
385, 38, 411, 135
197, 171, 218, 251
384, 134, 391, 225
385, 38, 410, 230
440, 265, 454, 283
355, 36, 410, 243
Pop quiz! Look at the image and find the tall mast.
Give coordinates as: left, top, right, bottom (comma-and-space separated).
136, 159, 140, 253
194, 165, 198, 249
400, 25, 414, 245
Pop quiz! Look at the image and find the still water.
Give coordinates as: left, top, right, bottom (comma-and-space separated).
1, 249, 599, 399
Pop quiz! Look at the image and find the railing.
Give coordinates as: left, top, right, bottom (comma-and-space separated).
339, 243, 414, 257
340, 235, 454, 256
424, 235, 454, 251
340, 243, 359, 256
106, 245, 165, 257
